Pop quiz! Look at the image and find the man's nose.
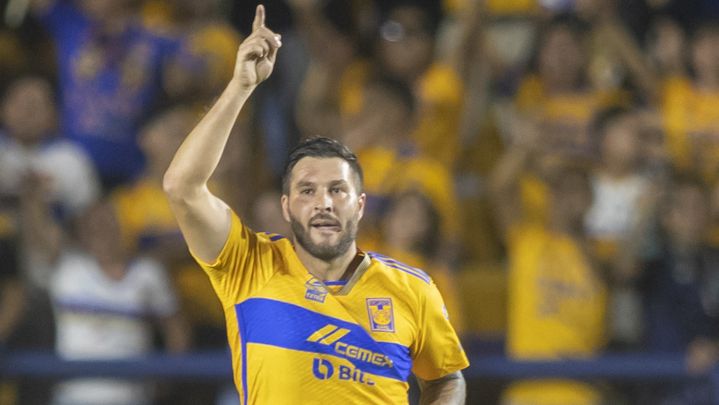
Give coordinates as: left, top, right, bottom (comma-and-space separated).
315, 190, 333, 211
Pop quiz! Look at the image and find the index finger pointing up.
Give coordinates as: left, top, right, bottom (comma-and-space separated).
252, 4, 265, 31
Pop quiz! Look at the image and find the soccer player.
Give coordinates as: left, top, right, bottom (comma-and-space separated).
163, 5, 468, 405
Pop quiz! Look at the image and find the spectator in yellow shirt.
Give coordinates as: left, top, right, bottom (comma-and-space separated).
515, 14, 622, 164
355, 2, 463, 168
342, 76, 461, 259
661, 22, 719, 183
490, 126, 607, 405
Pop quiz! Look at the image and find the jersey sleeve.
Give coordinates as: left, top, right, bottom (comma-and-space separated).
411, 280, 469, 381
191, 210, 278, 306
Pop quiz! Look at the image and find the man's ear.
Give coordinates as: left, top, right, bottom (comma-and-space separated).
281, 194, 291, 223
357, 192, 366, 221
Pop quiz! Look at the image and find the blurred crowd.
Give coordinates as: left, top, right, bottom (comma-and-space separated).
2, 0, 719, 404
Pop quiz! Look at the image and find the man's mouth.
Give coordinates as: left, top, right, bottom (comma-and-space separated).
310, 218, 341, 232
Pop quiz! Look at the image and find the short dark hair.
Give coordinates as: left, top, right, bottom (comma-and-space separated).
282, 137, 364, 195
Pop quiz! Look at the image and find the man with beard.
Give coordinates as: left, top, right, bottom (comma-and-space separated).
163, 5, 468, 405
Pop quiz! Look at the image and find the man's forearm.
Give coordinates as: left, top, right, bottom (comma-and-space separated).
418, 372, 466, 405
163, 79, 253, 197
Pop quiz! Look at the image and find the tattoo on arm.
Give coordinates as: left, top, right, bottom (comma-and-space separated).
417, 371, 466, 405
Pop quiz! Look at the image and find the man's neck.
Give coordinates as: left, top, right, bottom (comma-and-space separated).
294, 243, 359, 282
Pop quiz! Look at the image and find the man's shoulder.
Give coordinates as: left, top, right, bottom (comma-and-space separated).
256, 231, 290, 243
254, 231, 293, 252
366, 252, 433, 287
245, 230, 293, 260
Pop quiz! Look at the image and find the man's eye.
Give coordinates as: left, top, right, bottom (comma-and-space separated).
301, 189, 313, 195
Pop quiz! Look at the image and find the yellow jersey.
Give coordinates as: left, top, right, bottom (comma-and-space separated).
339, 62, 463, 169
193, 211, 468, 404
662, 75, 719, 182
504, 224, 607, 405
381, 247, 465, 335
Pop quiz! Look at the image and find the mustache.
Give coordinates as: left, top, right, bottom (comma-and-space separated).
309, 213, 341, 226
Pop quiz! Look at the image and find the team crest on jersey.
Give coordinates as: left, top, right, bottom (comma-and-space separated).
366, 298, 395, 332
305, 278, 328, 303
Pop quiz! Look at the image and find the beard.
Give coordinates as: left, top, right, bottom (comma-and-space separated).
290, 213, 358, 261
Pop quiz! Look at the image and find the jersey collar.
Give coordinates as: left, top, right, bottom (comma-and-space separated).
334, 251, 371, 296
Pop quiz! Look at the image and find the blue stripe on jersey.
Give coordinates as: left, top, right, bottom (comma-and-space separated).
258, 232, 287, 242
237, 307, 249, 404
323, 280, 348, 286
234, 298, 412, 382
367, 253, 431, 284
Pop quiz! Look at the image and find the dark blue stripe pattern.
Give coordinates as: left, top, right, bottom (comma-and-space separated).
234, 298, 411, 383
265, 233, 286, 242
323, 280, 348, 286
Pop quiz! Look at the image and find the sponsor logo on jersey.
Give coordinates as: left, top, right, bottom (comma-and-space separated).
305, 278, 328, 303
366, 298, 395, 332
306, 324, 393, 368
312, 358, 334, 380
311, 357, 376, 385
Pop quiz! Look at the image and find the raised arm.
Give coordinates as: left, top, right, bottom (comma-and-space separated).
488, 116, 541, 236
163, 5, 281, 263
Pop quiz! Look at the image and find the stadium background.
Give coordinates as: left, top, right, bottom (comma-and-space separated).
2, 0, 719, 404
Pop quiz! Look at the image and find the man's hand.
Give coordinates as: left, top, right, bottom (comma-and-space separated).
234, 5, 282, 90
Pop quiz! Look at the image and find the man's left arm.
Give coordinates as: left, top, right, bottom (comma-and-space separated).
417, 371, 466, 405
412, 280, 469, 403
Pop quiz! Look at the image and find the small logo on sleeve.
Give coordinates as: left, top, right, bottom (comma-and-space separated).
305, 278, 328, 303
366, 298, 395, 333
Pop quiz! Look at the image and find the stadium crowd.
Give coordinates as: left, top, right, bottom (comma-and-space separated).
1, 0, 719, 404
